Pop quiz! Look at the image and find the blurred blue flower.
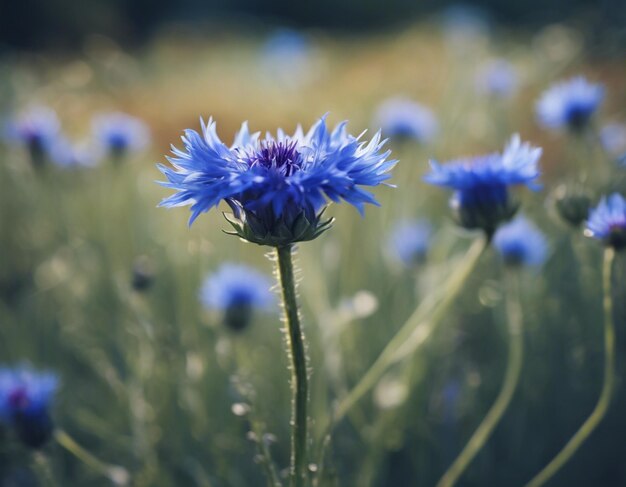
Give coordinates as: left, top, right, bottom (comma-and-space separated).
600, 123, 626, 157
200, 263, 274, 331
388, 219, 432, 266
440, 5, 490, 48
585, 193, 626, 250
374, 98, 438, 143
0, 365, 59, 449
158, 115, 395, 246
424, 134, 541, 233
493, 216, 548, 267
92, 112, 149, 158
262, 29, 310, 61
475, 59, 518, 98
50, 137, 102, 169
536, 77, 604, 132
259, 29, 316, 87
3, 107, 61, 165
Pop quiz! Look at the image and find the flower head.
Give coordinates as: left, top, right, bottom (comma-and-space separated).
585, 193, 626, 250
600, 123, 626, 157
49, 137, 101, 169
200, 263, 274, 331
373, 98, 438, 143
536, 77, 604, 132
493, 216, 548, 267
388, 219, 432, 266
92, 112, 150, 159
258, 29, 317, 88
475, 59, 518, 99
158, 116, 395, 246
0, 365, 59, 448
4, 107, 61, 166
424, 134, 541, 234
552, 184, 592, 227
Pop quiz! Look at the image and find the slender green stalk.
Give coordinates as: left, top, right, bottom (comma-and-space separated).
437, 269, 524, 487
525, 247, 616, 487
275, 245, 309, 487
332, 237, 488, 424
55, 429, 130, 486
313, 237, 488, 485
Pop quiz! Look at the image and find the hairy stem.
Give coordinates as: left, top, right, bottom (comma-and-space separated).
525, 247, 616, 487
437, 269, 524, 487
275, 245, 309, 487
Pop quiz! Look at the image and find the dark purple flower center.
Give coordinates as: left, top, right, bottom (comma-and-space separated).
248, 141, 302, 176
8, 387, 30, 411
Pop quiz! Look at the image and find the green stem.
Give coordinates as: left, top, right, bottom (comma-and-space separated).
332, 237, 488, 425
437, 269, 524, 487
275, 245, 309, 487
525, 247, 616, 487
55, 429, 130, 485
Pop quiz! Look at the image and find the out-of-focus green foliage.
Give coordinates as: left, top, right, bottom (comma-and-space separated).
0, 21, 625, 486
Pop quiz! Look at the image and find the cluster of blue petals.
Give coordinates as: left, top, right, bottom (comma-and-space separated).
0, 365, 58, 448
92, 112, 150, 155
424, 135, 541, 224
536, 77, 604, 131
475, 59, 518, 98
493, 216, 548, 267
158, 116, 396, 226
585, 193, 626, 248
199, 263, 274, 312
3, 106, 61, 154
374, 98, 438, 143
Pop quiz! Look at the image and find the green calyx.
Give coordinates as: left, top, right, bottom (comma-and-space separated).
222, 207, 334, 247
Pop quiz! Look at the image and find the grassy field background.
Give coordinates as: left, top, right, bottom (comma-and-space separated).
1, 20, 625, 486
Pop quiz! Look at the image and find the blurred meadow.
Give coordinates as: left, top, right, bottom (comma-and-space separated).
1, 4, 626, 487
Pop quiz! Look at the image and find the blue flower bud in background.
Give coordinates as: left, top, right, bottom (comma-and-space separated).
200, 263, 275, 331
158, 115, 396, 246
259, 29, 316, 88
4, 107, 61, 167
600, 123, 626, 159
373, 97, 438, 143
132, 255, 156, 292
388, 219, 432, 266
552, 184, 593, 228
49, 137, 102, 169
536, 76, 604, 132
585, 193, 626, 250
424, 134, 541, 235
493, 216, 548, 267
0, 366, 59, 449
475, 59, 518, 99
92, 112, 150, 160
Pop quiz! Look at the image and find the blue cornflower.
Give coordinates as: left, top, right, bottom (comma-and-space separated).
200, 263, 275, 331
50, 137, 102, 169
388, 219, 432, 266
600, 123, 626, 157
424, 134, 541, 234
92, 112, 149, 159
158, 115, 395, 246
493, 216, 548, 267
475, 59, 518, 99
0, 365, 59, 449
374, 98, 438, 143
536, 77, 604, 132
585, 193, 626, 250
4, 107, 61, 166
259, 29, 316, 88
